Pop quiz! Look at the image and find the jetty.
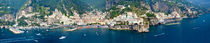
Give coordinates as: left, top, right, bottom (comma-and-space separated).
9, 27, 24, 34
165, 22, 180, 25
65, 28, 77, 31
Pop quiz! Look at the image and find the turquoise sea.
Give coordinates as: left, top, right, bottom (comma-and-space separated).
0, 14, 210, 43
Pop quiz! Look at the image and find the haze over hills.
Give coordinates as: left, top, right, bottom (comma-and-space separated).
80, 0, 106, 10
1, 0, 209, 15
186, 0, 210, 9
0, 0, 27, 15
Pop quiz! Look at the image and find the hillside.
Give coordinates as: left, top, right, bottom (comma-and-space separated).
0, 0, 209, 32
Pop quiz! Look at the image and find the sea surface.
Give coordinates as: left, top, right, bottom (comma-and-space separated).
0, 14, 210, 43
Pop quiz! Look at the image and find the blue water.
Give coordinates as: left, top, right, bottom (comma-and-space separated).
0, 14, 210, 43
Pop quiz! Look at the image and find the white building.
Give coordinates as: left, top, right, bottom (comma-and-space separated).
116, 5, 126, 9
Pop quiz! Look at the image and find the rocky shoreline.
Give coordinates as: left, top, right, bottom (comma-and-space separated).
1, 24, 150, 34
0, 13, 203, 34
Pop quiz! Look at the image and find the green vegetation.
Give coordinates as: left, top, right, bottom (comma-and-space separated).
31, 0, 92, 16
142, 17, 150, 26
0, 10, 11, 14
117, 0, 141, 7
0, 4, 11, 14
31, 23, 40, 26
107, 0, 148, 18
168, 2, 175, 6
130, 6, 147, 17
165, 12, 169, 15
146, 13, 155, 17
110, 11, 120, 19
17, 17, 28, 26
40, 6, 50, 19
108, 0, 147, 19
81, 0, 106, 10
18, 20, 28, 26
0, 20, 15, 26
87, 23, 101, 25
109, 7, 121, 19
115, 21, 129, 25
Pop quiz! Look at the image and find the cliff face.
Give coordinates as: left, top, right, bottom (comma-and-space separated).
106, 0, 207, 16
104, 0, 208, 32
105, 0, 118, 10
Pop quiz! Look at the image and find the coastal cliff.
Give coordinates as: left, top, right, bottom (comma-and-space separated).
104, 0, 208, 32
0, 0, 209, 32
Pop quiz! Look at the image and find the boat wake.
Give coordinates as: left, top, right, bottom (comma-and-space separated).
154, 33, 165, 37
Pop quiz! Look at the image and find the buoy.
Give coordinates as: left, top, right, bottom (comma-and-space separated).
84, 34, 87, 36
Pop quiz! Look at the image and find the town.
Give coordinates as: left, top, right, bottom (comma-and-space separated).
0, 0, 206, 34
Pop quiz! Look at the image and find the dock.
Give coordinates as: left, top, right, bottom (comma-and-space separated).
165, 22, 180, 25
65, 28, 77, 31
9, 27, 24, 34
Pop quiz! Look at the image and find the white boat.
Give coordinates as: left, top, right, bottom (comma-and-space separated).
34, 40, 39, 42
59, 36, 66, 39
36, 33, 41, 36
